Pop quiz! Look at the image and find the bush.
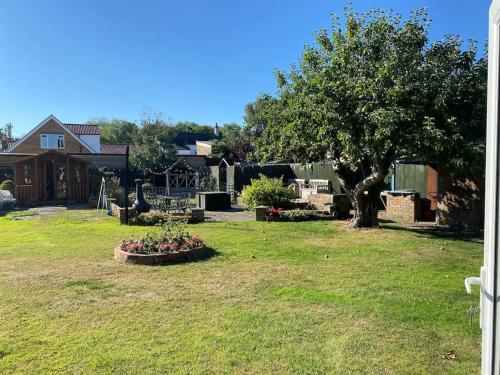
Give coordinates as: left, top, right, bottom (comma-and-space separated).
0, 180, 14, 193
266, 208, 328, 222
130, 211, 196, 226
240, 174, 294, 209
128, 192, 137, 206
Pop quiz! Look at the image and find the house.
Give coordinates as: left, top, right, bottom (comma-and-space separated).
174, 124, 219, 156
0, 115, 129, 204
3, 114, 127, 156
0, 115, 217, 205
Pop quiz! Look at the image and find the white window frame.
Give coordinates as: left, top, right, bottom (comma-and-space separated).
40, 134, 65, 149
469, 1, 500, 373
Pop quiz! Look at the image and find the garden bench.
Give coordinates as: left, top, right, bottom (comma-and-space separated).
308, 179, 330, 193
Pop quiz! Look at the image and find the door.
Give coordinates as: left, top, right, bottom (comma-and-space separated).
466, 1, 500, 373
54, 162, 67, 200
45, 161, 54, 200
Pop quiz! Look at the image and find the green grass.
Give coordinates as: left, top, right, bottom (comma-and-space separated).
0, 209, 482, 374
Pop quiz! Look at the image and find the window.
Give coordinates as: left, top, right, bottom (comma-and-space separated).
41, 134, 64, 149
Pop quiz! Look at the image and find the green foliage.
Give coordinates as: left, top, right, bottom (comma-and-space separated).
0, 123, 16, 152
130, 112, 177, 173
128, 192, 137, 206
244, 94, 279, 139
172, 121, 213, 134
267, 208, 328, 222
240, 174, 294, 209
251, 7, 486, 227
129, 211, 195, 226
88, 118, 138, 144
122, 217, 203, 254
0, 180, 14, 193
209, 123, 252, 161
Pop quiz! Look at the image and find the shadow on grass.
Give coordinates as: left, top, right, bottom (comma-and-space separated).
382, 223, 483, 243
194, 246, 220, 263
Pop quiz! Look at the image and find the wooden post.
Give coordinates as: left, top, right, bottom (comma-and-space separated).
166, 170, 170, 196
34, 157, 39, 202
41, 161, 45, 201
65, 154, 70, 201
124, 145, 129, 225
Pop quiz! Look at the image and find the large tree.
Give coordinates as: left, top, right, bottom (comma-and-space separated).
211, 123, 252, 161
87, 118, 138, 144
253, 8, 486, 228
130, 113, 177, 173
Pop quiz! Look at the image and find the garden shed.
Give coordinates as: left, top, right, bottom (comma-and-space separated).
13, 150, 89, 205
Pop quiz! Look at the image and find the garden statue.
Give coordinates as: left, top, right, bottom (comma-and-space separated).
132, 179, 150, 214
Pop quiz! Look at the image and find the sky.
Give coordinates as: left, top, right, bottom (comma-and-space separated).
0, 0, 491, 137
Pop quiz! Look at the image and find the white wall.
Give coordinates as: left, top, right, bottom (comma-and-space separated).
177, 145, 197, 156
79, 135, 100, 153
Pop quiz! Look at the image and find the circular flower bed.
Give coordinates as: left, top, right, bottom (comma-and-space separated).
114, 219, 209, 265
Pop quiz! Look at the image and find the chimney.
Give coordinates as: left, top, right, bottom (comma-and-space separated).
214, 123, 220, 137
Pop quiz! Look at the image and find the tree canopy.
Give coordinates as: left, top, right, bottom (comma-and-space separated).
130, 113, 177, 173
250, 7, 486, 227
87, 118, 139, 144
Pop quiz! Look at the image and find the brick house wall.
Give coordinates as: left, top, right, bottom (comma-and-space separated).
10, 119, 92, 154
436, 171, 484, 230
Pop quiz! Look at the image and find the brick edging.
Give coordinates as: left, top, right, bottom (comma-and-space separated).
114, 245, 208, 265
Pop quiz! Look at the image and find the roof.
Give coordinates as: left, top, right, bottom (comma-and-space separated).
174, 132, 218, 146
64, 123, 100, 136
100, 144, 128, 154
5, 115, 95, 154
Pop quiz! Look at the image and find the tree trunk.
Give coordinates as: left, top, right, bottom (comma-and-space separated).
350, 182, 384, 228
331, 156, 392, 229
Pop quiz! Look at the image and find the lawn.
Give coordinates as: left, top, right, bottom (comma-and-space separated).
0, 209, 482, 374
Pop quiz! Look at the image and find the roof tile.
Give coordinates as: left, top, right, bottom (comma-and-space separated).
64, 123, 101, 135
100, 144, 128, 154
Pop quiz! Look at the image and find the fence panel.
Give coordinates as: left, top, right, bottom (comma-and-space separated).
394, 164, 428, 196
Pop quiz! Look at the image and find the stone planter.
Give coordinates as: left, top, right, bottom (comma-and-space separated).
114, 245, 209, 266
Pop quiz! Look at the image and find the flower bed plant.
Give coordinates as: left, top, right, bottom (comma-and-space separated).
116, 218, 209, 265
121, 219, 203, 255
129, 211, 197, 226
265, 208, 333, 222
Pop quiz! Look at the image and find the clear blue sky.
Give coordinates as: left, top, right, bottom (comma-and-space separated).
0, 0, 490, 137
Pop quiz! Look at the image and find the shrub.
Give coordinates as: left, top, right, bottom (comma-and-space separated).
121, 218, 204, 254
130, 211, 195, 226
0, 180, 14, 193
128, 192, 137, 206
240, 174, 294, 209
266, 208, 330, 222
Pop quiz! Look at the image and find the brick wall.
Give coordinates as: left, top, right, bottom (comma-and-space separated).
109, 201, 137, 224
307, 193, 350, 217
436, 171, 484, 230
11, 119, 92, 154
382, 192, 421, 222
